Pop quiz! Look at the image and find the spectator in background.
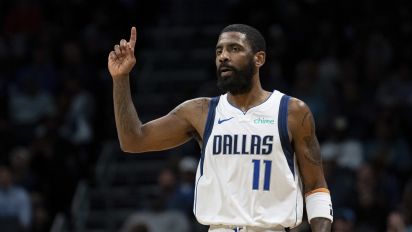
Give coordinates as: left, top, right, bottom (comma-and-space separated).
174, 156, 209, 232
122, 196, 190, 232
59, 78, 95, 146
402, 179, 412, 231
321, 116, 361, 209
121, 192, 190, 232
3, 0, 44, 61
321, 116, 364, 171
121, 167, 190, 232
353, 164, 388, 231
30, 191, 51, 232
57, 78, 96, 178
332, 207, 355, 232
15, 46, 57, 95
29, 131, 79, 217
365, 115, 412, 180
376, 63, 412, 109
9, 146, 38, 191
8, 76, 55, 143
157, 168, 177, 203
0, 165, 32, 230
169, 156, 197, 216
60, 41, 92, 85
386, 210, 406, 232
291, 59, 328, 123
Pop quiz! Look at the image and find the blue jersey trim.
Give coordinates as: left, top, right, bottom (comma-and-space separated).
200, 97, 219, 176
278, 95, 295, 176
194, 97, 219, 216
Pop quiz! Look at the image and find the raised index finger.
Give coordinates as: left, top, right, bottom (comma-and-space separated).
129, 27, 137, 49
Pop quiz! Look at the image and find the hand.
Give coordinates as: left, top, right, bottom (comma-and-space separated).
108, 27, 137, 79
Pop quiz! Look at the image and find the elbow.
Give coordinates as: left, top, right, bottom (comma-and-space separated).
119, 142, 135, 154
119, 138, 146, 154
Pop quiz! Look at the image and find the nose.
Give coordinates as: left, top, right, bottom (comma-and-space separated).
218, 50, 230, 63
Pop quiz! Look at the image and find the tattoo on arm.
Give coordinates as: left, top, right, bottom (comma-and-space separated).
170, 106, 182, 115
301, 112, 310, 126
201, 99, 207, 114
171, 98, 205, 116
303, 136, 322, 166
193, 98, 207, 113
195, 98, 208, 137
113, 78, 141, 136
301, 111, 322, 166
170, 98, 208, 140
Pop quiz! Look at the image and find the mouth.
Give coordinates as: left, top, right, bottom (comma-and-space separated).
219, 67, 234, 76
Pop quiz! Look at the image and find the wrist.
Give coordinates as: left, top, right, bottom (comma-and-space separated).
305, 190, 333, 223
112, 74, 130, 81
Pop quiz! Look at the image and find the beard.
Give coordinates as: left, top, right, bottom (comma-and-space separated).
216, 59, 256, 95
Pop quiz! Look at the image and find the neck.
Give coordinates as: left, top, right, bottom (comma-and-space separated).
227, 73, 271, 112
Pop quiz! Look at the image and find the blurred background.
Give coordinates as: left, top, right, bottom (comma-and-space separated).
0, 0, 411, 231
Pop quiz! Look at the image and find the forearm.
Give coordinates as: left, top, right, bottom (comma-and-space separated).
310, 217, 331, 232
113, 76, 141, 150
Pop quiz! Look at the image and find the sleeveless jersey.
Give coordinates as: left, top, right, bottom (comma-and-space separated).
194, 90, 303, 229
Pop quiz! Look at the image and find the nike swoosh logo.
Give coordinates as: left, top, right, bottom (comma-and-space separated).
218, 117, 234, 124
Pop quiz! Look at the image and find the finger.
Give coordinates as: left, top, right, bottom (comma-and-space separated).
109, 51, 117, 60
129, 27, 137, 49
120, 39, 127, 47
119, 39, 128, 54
114, 44, 121, 56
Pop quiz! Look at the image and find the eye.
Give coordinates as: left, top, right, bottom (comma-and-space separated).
216, 49, 222, 56
232, 46, 240, 52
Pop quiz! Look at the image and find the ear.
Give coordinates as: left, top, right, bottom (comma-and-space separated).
254, 51, 266, 68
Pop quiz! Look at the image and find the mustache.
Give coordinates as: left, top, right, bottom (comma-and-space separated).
218, 64, 236, 72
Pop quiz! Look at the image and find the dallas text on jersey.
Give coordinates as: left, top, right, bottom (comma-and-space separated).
212, 134, 274, 155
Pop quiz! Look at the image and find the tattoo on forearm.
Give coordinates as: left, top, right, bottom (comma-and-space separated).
113, 78, 140, 136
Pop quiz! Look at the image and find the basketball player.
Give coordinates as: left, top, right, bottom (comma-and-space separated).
108, 24, 333, 232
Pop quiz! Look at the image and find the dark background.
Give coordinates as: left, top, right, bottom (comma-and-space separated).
0, 0, 411, 231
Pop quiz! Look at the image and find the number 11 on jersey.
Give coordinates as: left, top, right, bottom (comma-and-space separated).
252, 159, 272, 191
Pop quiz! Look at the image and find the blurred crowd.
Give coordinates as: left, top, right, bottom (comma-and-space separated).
121, 156, 200, 232
0, 0, 411, 231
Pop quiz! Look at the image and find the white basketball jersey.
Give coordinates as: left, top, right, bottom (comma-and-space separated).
194, 90, 303, 229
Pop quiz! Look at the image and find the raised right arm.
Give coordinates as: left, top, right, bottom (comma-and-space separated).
108, 27, 208, 153
113, 78, 203, 152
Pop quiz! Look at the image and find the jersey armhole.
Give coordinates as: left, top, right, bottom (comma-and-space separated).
278, 95, 295, 176
199, 96, 219, 175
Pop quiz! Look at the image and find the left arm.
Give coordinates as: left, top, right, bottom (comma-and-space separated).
288, 98, 332, 232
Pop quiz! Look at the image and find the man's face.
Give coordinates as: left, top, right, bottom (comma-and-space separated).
215, 32, 256, 95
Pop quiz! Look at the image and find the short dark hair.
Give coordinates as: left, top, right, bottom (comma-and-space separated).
220, 24, 266, 53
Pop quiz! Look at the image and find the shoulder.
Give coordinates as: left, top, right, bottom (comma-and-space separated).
169, 97, 211, 119
174, 97, 211, 113
287, 97, 315, 134
288, 97, 311, 116
168, 97, 212, 139
185, 97, 212, 109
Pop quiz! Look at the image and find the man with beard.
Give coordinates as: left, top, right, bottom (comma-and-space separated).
108, 24, 333, 232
